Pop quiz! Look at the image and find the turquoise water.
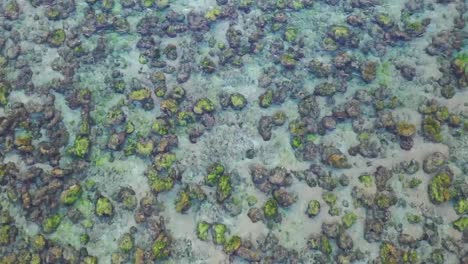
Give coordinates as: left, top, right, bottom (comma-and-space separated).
0, 0, 467, 263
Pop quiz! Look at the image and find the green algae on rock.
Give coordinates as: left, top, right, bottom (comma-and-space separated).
95, 196, 114, 217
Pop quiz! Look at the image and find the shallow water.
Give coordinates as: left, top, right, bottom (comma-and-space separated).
0, 0, 467, 263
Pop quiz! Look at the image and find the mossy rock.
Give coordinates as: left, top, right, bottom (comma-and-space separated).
147, 170, 174, 193
342, 212, 357, 228
428, 172, 452, 204
205, 162, 225, 186
229, 93, 247, 110
259, 89, 273, 108
205, 7, 221, 21
193, 98, 215, 114
454, 198, 468, 215
212, 223, 227, 245
47, 29, 66, 47
380, 242, 399, 264
129, 88, 151, 101
216, 175, 232, 203
160, 99, 179, 114
422, 117, 442, 142
306, 200, 320, 217
280, 53, 297, 69
452, 52, 468, 76
402, 250, 419, 263
453, 217, 468, 232
224, 235, 241, 254
284, 27, 298, 42
95, 196, 114, 217
118, 233, 134, 253
0, 225, 15, 245
82, 256, 98, 264
328, 25, 351, 43
201, 57, 216, 73
310, 235, 332, 255
322, 192, 337, 207
45, 8, 61, 20
396, 122, 416, 137
0, 82, 10, 106
60, 184, 82, 205
176, 111, 195, 126
263, 198, 278, 219
42, 214, 62, 233
196, 221, 210, 241
359, 175, 373, 187
375, 14, 394, 28
69, 136, 90, 158
430, 249, 444, 264
32, 234, 46, 250
152, 118, 170, 135
175, 190, 191, 213
135, 139, 154, 156
141, 0, 155, 8
153, 153, 176, 171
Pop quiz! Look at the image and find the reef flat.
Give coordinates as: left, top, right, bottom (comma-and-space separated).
0, 0, 467, 263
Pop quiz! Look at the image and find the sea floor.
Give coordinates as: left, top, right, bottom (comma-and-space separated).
0, 0, 467, 263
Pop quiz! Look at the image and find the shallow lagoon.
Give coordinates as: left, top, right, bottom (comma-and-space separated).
0, 0, 467, 263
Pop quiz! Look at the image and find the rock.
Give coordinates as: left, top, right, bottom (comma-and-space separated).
258, 116, 274, 141
374, 166, 392, 191
236, 246, 261, 262
298, 95, 320, 119
247, 208, 263, 223
360, 61, 377, 83
423, 152, 447, 173
337, 233, 354, 251
273, 188, 297, 207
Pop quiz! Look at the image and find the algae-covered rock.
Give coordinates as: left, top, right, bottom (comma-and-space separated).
0, 224, 16, 245
193, 98, 215, 114
396, 122, 416, 137
212, 223, 227, 245
453, 217, 468, 232
322, 192, 337, 207
454, 198, 468, 215
196, 221, 210, 241
452, 52, 467, 77
175, 190, 191, 213
306, 200, 320, 218
118, 233, 134, 253
60, 184, 82, 205
32, 234, 46, 250
263, 198, 278, 219
216, 175, 232, 203
0, 82, 10, 106
82, 256, 98, 264
148, 170, 174, 193
42, 214, 62, 233
69, 136, 90, 158
328, 25, 351, 44
229, 93, 247, 110
259, 89, 273, 108
47, 28, 66, 47
95, 196, 114, 217
379, 242, 399, 264
224, 235, 241, 254
342, 212, 357, 229
151, 233, 171, 260
201, 57, 216, 73
428, 171, 452, 204
205, 162, 225, 186
153, 152, 176, 171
